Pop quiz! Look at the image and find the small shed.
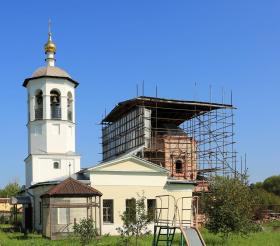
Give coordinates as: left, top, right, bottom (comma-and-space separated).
41, 177, 102, 240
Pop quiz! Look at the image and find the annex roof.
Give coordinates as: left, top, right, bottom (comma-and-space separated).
10, 196, 31, 205
102, 96, 234, 125
41, 177, 102, 198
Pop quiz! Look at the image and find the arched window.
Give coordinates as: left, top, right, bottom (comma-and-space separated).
67, 92, 73, 121
35, 90, 43, 120
53, 161, 60, 169
175, 160, 183, 173
28, 93, 30, 121
50, 90, 61, 119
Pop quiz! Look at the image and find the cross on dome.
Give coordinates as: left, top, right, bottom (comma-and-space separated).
44, 19, 56, 66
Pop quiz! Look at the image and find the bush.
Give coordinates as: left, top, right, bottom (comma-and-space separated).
73, 218, 97, 246
0, 215, 5, 224
202, 176, 260, 238
116, 194, 151, 246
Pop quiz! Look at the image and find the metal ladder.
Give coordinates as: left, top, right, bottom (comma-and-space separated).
153, 195, 193, 246
153, 225, 176, 246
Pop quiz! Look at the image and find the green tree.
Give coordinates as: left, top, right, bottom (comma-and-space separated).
250, 182, 263, 189
262, 175, 280, 196
251, 187, 280, 219
0, 182, 20, 197
116, 194, 151, 246
202, 176, 259, 238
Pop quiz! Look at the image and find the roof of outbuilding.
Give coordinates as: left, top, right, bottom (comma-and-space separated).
41, 177, 102, 198
0, 198, 10, 203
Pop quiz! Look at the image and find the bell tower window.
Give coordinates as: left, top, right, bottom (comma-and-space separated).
35, 90, 43, 120
67, 92, 73, 121
50, 90, 61, 119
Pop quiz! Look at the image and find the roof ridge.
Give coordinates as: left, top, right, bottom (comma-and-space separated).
41, 177, 102, 197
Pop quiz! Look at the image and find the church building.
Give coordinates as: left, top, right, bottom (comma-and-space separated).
15, 27, 235, 240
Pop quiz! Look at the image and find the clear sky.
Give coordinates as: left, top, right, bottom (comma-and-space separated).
0, 0, 279, 187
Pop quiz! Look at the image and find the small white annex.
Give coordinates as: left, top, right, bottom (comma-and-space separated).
86, 155, 195, 235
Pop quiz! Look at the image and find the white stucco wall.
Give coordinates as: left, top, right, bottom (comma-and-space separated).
92, 181, 193, 235
27, 78, 76, 155
89, 157, 194, 235
92, 172, 167, 187
25, 154, 80, 187
25, 76, 80, 187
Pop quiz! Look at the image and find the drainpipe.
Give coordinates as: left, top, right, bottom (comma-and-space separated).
26, 190, 35, 232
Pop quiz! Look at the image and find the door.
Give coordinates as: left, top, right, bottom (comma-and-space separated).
24, 206, 33, 231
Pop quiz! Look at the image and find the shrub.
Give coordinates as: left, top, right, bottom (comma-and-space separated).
116, 194, 151, 246
73, 218, 97, 246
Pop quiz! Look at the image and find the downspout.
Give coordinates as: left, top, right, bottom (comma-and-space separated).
26, 190, 35, 231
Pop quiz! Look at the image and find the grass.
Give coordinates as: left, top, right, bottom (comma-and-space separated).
1, 224, 280, 246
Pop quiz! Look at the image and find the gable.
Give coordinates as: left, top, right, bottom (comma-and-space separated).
89, 156, 168, 174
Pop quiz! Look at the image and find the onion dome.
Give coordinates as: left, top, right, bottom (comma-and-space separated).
44, 32, 56, 54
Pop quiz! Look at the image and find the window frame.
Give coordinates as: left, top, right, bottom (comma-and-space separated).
147, 199, 156, 222
57, 207, 70, 225
126, 198, 136, 223
175, 159, 183, 173
103, 199, 114, 224
53, 161, 60, 169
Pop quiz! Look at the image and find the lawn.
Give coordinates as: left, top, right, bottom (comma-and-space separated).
1, 224, 280, 246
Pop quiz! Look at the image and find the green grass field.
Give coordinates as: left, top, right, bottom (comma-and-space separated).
0, 224, 280, 246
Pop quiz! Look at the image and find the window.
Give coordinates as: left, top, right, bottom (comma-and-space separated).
103, 199, 114, 223
67, 92, 73, 121
35, 90, 43, 120
28, 93, 30, 121
147, 199, 156, 221
175, 160, 183, 173
50, 89, 61, 119
126, 198, 136, 223
57, 207, 69, 225
53, 161, 60, 169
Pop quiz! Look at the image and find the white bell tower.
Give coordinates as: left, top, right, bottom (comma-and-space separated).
23, 27, 81, 187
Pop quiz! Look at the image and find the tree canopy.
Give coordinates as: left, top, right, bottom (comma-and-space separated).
202, 176, 259, 238
262, 175, 280, 196
0, 182, 21, 197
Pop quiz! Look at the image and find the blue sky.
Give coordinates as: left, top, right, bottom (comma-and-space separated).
0, 1, 279, 187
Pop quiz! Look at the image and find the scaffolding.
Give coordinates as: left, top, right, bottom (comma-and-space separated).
101, 96, 239, 181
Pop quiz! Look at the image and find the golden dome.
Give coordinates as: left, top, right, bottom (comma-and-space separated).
44, 32, 56, 53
